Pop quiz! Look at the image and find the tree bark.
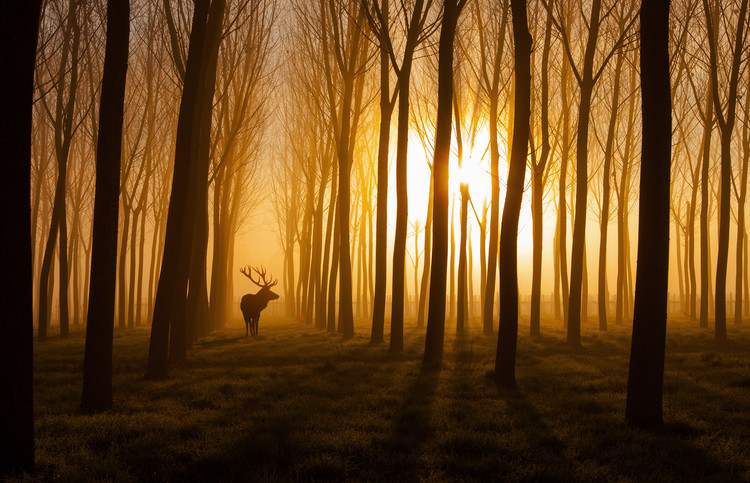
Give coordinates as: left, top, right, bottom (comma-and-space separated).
626, 0, 670, 430
494, 0, 530, 387
146, 0, 211, 379
0, 0, 41, 474
530, 8, 552, 338
567, 0, 602, 348
424, 0, 465, 369
82, 0, 130, 414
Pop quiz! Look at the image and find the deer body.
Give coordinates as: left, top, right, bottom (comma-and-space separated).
240, 287, 279, 336
239, 266, 279, 337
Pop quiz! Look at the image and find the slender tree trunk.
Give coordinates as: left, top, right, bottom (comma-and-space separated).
707, 0, 748, 343
186, 0, 224, 345
146, 0, 211, 379
81, 0, 129, 414
626, 0, 670, 429
321, 158, 338, 330
128, 208, 139, 329
457, 184, 469, 334
700, 83, 714, 328
118, 205, 130, 329
737, 95, 750, 324
468, 225, 474, 320
567, 0, 603, 348
390, 56, 416, 352
598, 51, 624, 331
494, 0, 531, 387
530, 10, 551, 338
483, 99, 500, 335
450, 196, 456, 319
558, 50, 571, 329
553, 217, 561, 319
328, 203, 340, 333
418, 175, 434, 328
424, 0, 464, 368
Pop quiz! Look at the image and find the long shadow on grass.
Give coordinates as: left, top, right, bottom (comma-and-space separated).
494, 385, 578, 480
517, 335, 729, 480
373, 366, 440, 481
174, 343, 408, 481
443, 334, 578, 480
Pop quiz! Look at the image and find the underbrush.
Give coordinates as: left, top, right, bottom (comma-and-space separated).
21, 315, 750, 481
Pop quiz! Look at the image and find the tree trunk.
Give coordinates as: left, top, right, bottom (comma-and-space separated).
186, 0, 224, 345
530, 9, 552, 338
494, 0, 531, 387
118, 205, 130, 329
557, 47, 571, 329
625, 0, 670, 430
81, 0, 129, 414
699, 83, 714, 328
457, 184, 469, 334
424, 0, 464, 369
417, 174, 434, 328
598, 51, 624, 331
706, 0, 748, 343
128, 208, 139, 329
389, 56, 415, 353
567, 0, 603, 348
146, 0, 211, 379
0, 0, 41, 474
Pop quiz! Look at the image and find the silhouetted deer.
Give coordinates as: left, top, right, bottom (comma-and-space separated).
239, 265, 279, 337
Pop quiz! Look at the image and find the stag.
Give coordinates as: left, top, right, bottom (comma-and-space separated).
239, 265, 279, 337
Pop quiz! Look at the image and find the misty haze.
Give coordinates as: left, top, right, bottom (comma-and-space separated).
2, 0, 750, 480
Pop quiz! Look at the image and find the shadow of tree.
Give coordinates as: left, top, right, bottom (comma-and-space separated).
371, 367, 440, 481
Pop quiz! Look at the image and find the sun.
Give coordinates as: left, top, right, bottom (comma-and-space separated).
404, 126, 503, 224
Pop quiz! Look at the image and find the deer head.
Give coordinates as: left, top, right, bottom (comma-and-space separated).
239, 265, 280, 302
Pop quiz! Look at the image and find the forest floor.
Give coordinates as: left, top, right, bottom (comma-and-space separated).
22, 314, 750, 481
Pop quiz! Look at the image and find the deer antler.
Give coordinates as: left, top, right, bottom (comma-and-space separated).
240, 265, 277, 288
253, 265, 278, 288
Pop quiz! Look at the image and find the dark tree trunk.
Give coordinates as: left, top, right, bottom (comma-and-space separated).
494, 0, 530, 387
705, 0, 748, 343
736, 93, 750, 325
186, 0, 224, 344
327, 204, 340, 332
388, 0, 429, 347
118, 204, 130, 329
389, 66, 413, 352
557, 48, 571, 328
319, 159, 337, 329
128, 209, 139, 328
371, 0, 394, 344
483, 88, 500, 336
146, 0, 211, 379
81, 0, 130, 414
424, 0, 465, 369
598, 51, 624, 332
457, 184, 469, 334
417, 175, 434, 328
699, 83, 713, 329
566, 0, 603, 348
530, 9, 552, 338
625, 0, 671, 430
0, 0, 41, 475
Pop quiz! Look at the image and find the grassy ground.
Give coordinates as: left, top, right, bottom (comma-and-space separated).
21, 314, 750, 481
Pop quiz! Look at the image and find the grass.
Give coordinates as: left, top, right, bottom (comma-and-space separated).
18, 314, 750, 481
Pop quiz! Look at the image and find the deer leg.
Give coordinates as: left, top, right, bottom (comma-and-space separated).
255, 314, 261, 336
